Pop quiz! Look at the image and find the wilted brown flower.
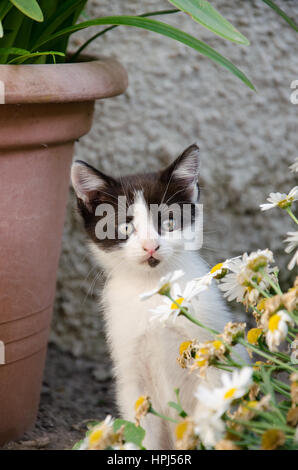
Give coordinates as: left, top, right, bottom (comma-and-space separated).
290, 373, 298, 406
134, 395, 151, 426
221, 322, 246, 346
215, 439, 241, 450
287, 407, 298, 427
248, 383, 260, 401
175, 418, 199, 450
177, 340, 196, 368
282, 287, 298, 312
261, 429, 285, 450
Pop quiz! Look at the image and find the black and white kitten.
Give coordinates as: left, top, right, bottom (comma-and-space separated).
71, 144, 236, 449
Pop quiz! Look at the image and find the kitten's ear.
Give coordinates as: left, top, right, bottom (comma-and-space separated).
71, 160, 116, 210
160, 144, 200, 201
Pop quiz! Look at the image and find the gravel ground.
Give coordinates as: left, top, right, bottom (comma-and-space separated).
1, 343, 116, 450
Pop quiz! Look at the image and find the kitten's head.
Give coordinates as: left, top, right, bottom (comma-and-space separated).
71, 144, 201, 273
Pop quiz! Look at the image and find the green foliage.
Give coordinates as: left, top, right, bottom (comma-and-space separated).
167, 0, 249, 44
0, 2, 296, 89
0, 0, 295, 88
9, 0, 43, 22
113, 419, 146, 448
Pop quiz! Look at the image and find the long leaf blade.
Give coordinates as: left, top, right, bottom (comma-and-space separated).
36, 0, 86, 44
261, 0, 298, 32
167, 0, 249, 45
8, 0, 43, 22
8, 50, 65, 64
33, 16, 255, 90
0, 46, 29, 55
0, 20, 3, 38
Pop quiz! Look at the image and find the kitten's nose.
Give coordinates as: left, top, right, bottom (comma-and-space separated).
142, 241, 160, 256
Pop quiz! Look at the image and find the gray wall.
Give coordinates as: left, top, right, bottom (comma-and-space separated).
51, 0, 298, 357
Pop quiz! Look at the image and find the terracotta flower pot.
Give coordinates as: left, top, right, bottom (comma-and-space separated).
0, 58, 128, 445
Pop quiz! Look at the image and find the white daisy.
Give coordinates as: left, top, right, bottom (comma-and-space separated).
194, 406, 225, 449
194, 367, 252, 447
218, 250, 274, 304
149, 280, 207, 323
195, 367, 253, 413
284, 231, 298, 271
289, 158, 298, 173
140, 269, 184, 300
218, 367, 253, 404
260, 187, 298, 211
79, 415, 114, 450
266, 310, 294, 352
194, 258, 238, 287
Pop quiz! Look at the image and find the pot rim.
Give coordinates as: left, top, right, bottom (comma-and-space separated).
0, 57, 128, 104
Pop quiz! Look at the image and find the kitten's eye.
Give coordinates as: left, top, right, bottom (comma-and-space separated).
162, 218, 176, 232
118, 222, 134, 236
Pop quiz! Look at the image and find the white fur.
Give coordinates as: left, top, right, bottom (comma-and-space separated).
87, 192, 246, 450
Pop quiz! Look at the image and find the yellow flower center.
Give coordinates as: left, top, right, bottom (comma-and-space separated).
224, 387, 237, 400
89, 428, 104, 446
135, 395, 146, 411
268, 313, 281, 332
158, 282, 171, 295
253, 361, 263, 370
175, 421, 189, 440
198, 347, 209, 355
247, 328, 263, 344
210, 263, 223, 274
277, 197, 292, 209
257, 299, 266, 311
195, 355, 207, 367
171, 297, 184, 310
212, 340, 223, 350
179, 341, 192, 356
246, 400, 258, 409
248, 255, 268, 272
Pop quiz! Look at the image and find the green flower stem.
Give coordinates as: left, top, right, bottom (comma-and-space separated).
168, 296, 220, 336
249, 280, 271, 298
211, 363, 234, 373
168, 295, 249, 366
259, 268, 283, 295
150, 408, 178, 424
271, 377, 291, 391
271, 382, 291, 398
239, 339, 297, 373
286, 207, 298, 225
230, 418, 295, 435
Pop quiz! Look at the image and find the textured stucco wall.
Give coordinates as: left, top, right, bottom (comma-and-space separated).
51, 0, 298, 358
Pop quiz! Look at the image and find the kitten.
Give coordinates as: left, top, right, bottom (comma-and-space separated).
71, 144, 242, 449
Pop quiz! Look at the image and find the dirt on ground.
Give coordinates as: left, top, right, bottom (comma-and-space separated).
1, 343, 117, 450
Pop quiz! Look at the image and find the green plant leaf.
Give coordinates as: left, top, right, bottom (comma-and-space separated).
0, 46, 29, 55
72, 439, 83, 450
168, 401, 188, 418
167, 0, 249, 45
113, 419, 145, 448
0, 20, 3, 38
0, 3, 13, 21
35, 0, 86, 44
33, 16, 255, 90
8, 50, 65, 64
261, 0, 298, 32
8, 0, 43, 22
